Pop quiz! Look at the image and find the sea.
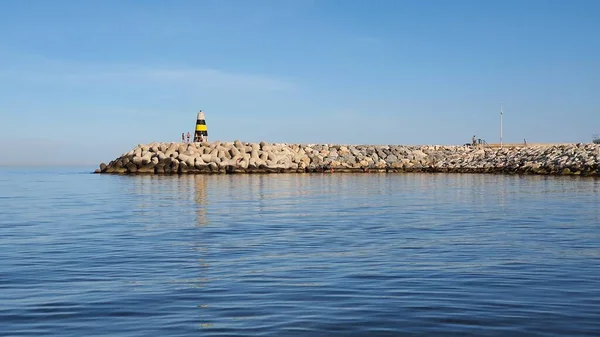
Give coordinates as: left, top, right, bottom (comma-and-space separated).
1, 168, 599, 337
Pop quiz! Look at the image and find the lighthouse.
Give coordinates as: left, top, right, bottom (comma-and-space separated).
194, 110, 208, 143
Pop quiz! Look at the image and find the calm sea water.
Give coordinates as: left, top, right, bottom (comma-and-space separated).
0, 168, 599, 336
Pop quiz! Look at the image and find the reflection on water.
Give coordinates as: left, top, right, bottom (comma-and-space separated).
193, 175, 208, 226
126, 173, 600, 229
0, 170, 599, 337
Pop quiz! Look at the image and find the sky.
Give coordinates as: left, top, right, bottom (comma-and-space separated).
0, 0, 599, 165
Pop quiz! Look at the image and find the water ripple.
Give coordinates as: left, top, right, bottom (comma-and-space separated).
0, 169, 599, 336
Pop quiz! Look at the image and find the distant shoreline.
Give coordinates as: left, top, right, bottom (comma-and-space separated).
94, 141, 600, 176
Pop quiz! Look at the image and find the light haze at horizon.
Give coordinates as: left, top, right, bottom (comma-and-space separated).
0, 0, 599, 166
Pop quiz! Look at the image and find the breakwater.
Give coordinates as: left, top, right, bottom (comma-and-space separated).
95, 141, 600, 176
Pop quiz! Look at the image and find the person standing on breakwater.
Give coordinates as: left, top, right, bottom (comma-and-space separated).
472, 135, 477, 146
186, 132, 191, 143
182, 133, 185, 143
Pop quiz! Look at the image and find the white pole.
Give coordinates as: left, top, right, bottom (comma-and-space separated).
500, 102, 503, 148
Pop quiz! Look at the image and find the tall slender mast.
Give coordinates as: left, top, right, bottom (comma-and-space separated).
500, 102, 503, 148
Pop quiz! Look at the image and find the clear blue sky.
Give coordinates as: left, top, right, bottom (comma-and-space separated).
1, 0, 599, 165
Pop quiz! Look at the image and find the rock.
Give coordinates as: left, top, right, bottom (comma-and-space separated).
386, 155, 398, 164
412, 150, 427, 159
178, 154, 190, 162
95, 141, 600, 176
194, 157, 206, 169
201, 154, 212, 162
185, 156, 196, 167
137, 164, 155, 173
126, 162, 138, 173
167, 143, 179, 154
230, 147, 240, 157
141, 153, 152, 165
132, 156, 143, 166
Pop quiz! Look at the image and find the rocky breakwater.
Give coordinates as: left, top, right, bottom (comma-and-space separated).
95, 141, 600, 176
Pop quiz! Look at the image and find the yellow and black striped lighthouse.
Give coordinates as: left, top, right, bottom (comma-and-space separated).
194, 110, 208, 143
